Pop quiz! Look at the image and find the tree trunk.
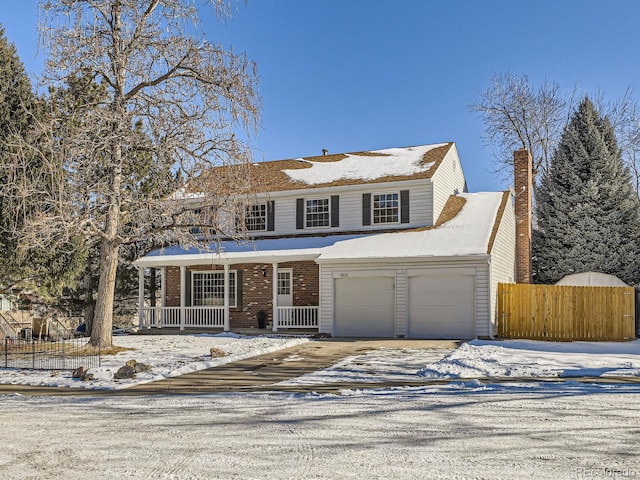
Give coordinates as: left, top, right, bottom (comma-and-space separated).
90, 238, 119, 347
83, 259, 94, 335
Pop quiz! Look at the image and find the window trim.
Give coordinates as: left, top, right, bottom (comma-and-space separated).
372, 192, 400, 225
191, 270, 238, 308
245, 203, 267, 232
304, 197, 331, 229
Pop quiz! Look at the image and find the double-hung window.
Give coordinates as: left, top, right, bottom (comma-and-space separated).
192, 271, 237, 307
373, 193, 399, 224
245, 203, 267, 231
305, 198, 330, 228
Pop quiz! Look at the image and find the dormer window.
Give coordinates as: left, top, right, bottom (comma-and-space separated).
373, 193, 399, 224
306, 198, 330, 228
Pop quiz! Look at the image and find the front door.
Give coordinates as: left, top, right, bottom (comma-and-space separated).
277, 269, 293, 306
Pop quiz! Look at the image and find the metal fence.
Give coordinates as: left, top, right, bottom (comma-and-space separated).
1, 337, 101, 370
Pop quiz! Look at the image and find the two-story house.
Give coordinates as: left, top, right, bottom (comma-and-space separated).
134, 142, 517, 339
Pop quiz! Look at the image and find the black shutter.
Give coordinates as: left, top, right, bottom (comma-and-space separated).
185, 270, 192, 307
266, 200, 275, 231
400, 190, 410, 223
296, 198, 304, 229
235, 269, 243, 308
362, 193, 371, 226
330, 195, 339, 227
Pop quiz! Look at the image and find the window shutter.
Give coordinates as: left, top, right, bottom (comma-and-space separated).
400, 190, 410, 223
235, 270, 243, 308
296, 198, 304, 229
267, 201, 275, 231
185, 270, 192, 307
362, 193, 371, 226
330, 195, 339, 227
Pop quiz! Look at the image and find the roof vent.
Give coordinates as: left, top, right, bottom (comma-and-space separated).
322, 149, 328, 156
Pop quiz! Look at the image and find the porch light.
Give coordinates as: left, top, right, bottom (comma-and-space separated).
261, 267, 267, 277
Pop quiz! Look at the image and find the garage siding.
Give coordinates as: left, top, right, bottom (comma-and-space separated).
489, 197, 516, 337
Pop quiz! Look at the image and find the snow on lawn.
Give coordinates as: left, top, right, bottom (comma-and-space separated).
281, 339, 640, 387
2, 336, 640, 392
0, 333, 309, 390
418, 339, 640, 379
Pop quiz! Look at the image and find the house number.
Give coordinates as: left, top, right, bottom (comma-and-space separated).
339, 273, 349, 277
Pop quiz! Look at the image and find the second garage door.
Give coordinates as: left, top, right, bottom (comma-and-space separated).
408, 274, 475, 339
334, 276, 394, 337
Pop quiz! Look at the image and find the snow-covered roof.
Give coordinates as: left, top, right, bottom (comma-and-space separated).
135, 234, 369, 267
556, 272, 628, 287
282, 144, 445, 186
316, 192, 506, 262
192, 142, 455, 194
136, 192, 507, 267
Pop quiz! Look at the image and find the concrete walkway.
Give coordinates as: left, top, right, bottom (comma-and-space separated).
0, 339, 459, 396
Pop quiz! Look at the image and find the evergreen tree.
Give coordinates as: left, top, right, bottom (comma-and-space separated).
533, 97, 640, 284
0, 26, 85, 296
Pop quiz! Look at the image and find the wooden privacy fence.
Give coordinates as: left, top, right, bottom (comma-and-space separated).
498, 283, 635, 341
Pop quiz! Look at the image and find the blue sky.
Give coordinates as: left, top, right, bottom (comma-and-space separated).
2, 1, 640, 191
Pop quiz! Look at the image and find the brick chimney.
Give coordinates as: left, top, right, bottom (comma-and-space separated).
514, 148, 532, 283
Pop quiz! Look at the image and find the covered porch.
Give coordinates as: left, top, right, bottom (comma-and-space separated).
133, 238, 338, 332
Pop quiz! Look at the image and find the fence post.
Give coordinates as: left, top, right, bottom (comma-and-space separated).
32, 339, 35, 370
62, 338, 65, 370
4, 337, 7, 368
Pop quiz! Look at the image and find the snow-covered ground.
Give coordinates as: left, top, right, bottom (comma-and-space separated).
0, 333, 310, 389
2, 335, 640, 389
2, 335, 640, 479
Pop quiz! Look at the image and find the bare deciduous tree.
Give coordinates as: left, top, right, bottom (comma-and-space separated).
4, 0, 260, 347
469, 72, 574, 186
471, 72, 640, 195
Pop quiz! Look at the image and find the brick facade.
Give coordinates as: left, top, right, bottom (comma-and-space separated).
163, 261, 319, 329
513, 148, 532, 284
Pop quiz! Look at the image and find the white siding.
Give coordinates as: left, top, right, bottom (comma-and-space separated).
251, 182, 434, 237
474, 265, 491, 338
318, 265, 334, 334
431, 144, 467, 222
395, 270, 408, 337
489, 194, 516, 337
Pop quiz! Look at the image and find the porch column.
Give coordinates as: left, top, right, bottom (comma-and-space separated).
137, 267, 145, 330
272, 262, 278, 332
223, 264, 230, 332
180, 265, 186, 331
160, 267, 166, 327
161, 268, 166, 308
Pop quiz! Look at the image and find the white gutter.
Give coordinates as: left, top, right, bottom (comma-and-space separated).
134, 249, 322, 268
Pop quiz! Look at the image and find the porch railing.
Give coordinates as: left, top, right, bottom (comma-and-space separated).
277, 306, 318, 329
141, 306, 318, 330
141, 307, 225, 329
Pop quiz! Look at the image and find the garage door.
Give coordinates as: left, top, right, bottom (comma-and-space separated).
408, 274, 475, 339
334, 277, 394, 337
